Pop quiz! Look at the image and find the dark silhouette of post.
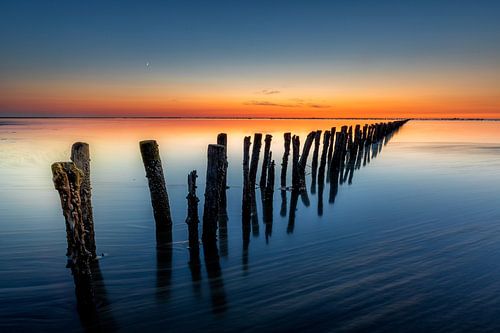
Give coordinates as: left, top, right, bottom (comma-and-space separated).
259, 134, 272, 188
202, 144, 226, 244
291, 135, 301, 190
139, 140, 173, 232
248, 133, 262, 187
216, 133, 228, 216
186, 170, 200, 255
298, 131, 316, 188
326, 126, 336, 182
51, 162, 90, 267
71, 142, 96, 259
310, 130, 322, 194
242, 136, 252, 226
281, 132, 291, 189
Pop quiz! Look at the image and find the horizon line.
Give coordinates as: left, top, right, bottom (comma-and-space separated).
1, 116, 500, 121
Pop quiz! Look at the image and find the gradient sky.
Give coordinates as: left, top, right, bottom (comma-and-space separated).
1, 0, 499, 118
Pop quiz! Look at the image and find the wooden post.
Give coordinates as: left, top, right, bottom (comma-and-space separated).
70, 142, 96, 259
298, 131, 316, 171
310, 130, 322, 194
248, 133, 262, 187
329, 132, 344, 182
186, 170, 200, 251
139, 140, 173, 232
202, 144, 226, 244
326, 126, 336, 182
281, 132, 291, 189
217, 133, 228, 217
259, 134, 273, 188
51, 162, 89, 267
318, 130, 331, 186
242, 136, 252, 226
291, 135, 301, 190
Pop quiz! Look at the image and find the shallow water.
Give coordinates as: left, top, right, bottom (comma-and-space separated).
1, 119, 500, 332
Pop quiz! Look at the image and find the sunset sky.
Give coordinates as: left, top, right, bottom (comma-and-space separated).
1, 0, 499, 118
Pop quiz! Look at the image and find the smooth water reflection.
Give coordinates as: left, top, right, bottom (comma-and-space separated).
1, 119, 500, 332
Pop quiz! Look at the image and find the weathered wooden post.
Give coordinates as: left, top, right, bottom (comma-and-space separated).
51, 162, 90, 267
202, 144, 226, 244
326, 126, 336, 182
259, 134, 273, 188
70, 142, 96, 259
139, 140, 173, 232
217, 133, 228, 216
186, 170, 200, 252
318, 130, 331, 186
291, 135, 301, 190
281, 132, 291, 189
249, 133, 262, 187
242, 136, 252, 226
298, 131, 316, 187
329, 131, 344, 185
310, 130, 322, 194
216, 133, 228, 257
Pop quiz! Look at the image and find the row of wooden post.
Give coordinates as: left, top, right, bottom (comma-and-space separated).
51, 120, 408, 273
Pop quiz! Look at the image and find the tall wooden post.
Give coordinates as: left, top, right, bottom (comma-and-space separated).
259, 134, 273, 188
249, 133, 262, 187
186, 170, 200, 252
280, 132, 291, 189
291, 135, 301, 190
216, 133, 228, 215
202, 144, 226, 244
310, 130, 322, 194
298, 131, 316, 189
242, 136, 252, 225
51, 162, 89, 267
139, 140, 173, 232
71, 142, 96, 259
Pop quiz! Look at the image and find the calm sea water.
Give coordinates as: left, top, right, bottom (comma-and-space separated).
1, 119, 500, 332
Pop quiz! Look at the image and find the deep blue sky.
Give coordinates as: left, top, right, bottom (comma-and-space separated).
1, 0, 499, 117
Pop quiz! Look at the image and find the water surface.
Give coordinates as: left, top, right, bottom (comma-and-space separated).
1, 119, 500, 332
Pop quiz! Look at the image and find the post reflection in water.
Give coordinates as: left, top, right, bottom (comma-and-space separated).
156, 230, 173, 300
203, 242, 228, 314
71, 260, 116, 333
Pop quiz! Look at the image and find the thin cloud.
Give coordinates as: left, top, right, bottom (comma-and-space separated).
307, 103, 330, 108
244, 100, 297, 107
244, 100, 330, 109
258, 89, 281, 95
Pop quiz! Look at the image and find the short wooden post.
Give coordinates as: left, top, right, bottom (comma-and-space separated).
51, 162, 89, 267
291, 135, 301, 190
186, 170, 200, 252
70, 142, 96, 259
139, 140, 173, 232
249, 133, 262, 187
318, 130, 331, 186
326, 126, 336, 182
259, 134, 273, 188
202, 144, 226, 244
242, 136, 252, 225
217, 133, 228, 216
310, 130, 322, 194
280, 132, 291, 188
